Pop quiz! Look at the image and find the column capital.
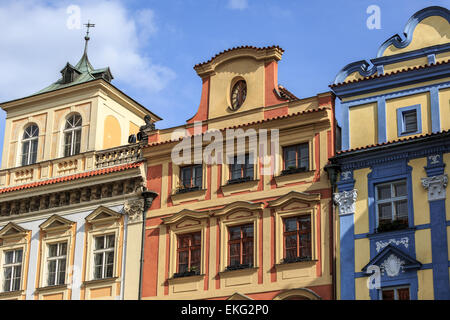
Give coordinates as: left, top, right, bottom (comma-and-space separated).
334, 189, 358, 216
421, 174, 448, 201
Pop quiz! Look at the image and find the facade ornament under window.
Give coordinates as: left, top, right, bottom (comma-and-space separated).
421, 174, 448, 201
124, 199, 145, 223
333, 189, 358, 216
380, 254, 405, 277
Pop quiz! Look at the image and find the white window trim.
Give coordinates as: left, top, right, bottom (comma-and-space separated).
92, 234, 116, 280
45, 242, 68, 287
375, 180, 408, 228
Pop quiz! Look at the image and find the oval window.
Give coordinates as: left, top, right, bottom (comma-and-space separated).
230, 80, 247, 111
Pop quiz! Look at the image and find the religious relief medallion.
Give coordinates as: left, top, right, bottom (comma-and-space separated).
380, 254, 405, 277
124, 199, 145, 223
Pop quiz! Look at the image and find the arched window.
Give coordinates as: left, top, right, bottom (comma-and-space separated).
21, 124, 39, 166
64, 114, 82, 157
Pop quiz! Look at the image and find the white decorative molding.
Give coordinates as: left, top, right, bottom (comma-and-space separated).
375, 237, 409, 253
124, 199, 144, 223
380, 254, 405, 277
421, 174, 448, 201
334, 189, 357, 216
341, 171, 352, 180
428, 154, 440, 165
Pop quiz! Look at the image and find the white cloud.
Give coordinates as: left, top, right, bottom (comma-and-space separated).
0, 0, 175, 102
228, 0, 248, 10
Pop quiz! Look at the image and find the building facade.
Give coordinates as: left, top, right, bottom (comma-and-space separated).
330, 6, 450, 300
140, 46, 337, 300
0, 34, 159, 299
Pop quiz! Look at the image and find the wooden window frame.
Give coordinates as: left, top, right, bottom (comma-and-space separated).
380, 286, 410, 300
282, 143, 309, 174
282, 215, 312, 263
227, 223, 254, 270
175, 232, 201, 277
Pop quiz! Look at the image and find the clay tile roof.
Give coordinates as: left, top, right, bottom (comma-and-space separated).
0, 162, 143, 195
144, 106, 328, 148
278, 85, 299, 101
193, 45, 284, 69
336, 129, 450, 155
330, 59, 450, 88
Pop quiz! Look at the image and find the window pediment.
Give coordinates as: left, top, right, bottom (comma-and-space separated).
212, 201, 264, 218
162, 209, 209, 226
85, 206, 122, 224
0, 222, 30, 240
362, 244, 421, 275
268, 191, 320, 211
39, 214, 75, 232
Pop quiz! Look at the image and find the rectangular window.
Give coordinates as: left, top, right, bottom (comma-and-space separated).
282, 143, 309, 174
402, 110, 417, 133
397, 105, 421, 137
47, 242, 67, 286
229, 154, 254, 183
283, 216, 312, 263
227, 224, 254, 270
376, 180, 408, 232
93, 234, 115, 280
3, 249, 23, 292
381, 287, 410, 300
179, 165, 202, 191
175, 232, 201, 277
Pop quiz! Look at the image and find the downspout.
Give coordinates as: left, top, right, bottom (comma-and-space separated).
138, 190, 158, 300
324, 162, 340, 300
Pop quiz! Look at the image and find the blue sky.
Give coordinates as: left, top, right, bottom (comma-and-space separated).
0, 0, 448, 163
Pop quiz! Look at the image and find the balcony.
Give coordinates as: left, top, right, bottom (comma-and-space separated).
0, 144, 143, 189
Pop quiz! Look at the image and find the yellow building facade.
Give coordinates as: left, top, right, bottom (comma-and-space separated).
330, 6, 450, 300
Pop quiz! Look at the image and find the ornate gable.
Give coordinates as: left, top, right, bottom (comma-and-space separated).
362, 244, 421, 277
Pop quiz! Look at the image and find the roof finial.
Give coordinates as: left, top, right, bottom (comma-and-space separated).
83, 20, 95, 55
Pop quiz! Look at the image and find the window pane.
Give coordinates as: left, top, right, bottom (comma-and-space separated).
192, 233, 201, 246
13, 265, 21, 279
284, 218, 297, 232
300, 234, 311, 258
229, 226, 241, 240
94, 266, 103, 279
178, 262, 188, 274
3, 278, 11, 292
181, 167, 192, 187
298, 144, 309, 169
48, 244, 58, 258
378, 203, 392, 222
299, 216, 311, 230
60, 243, 67, 256
5, 251, 14, 264
74, 130, 81, 155
395, 200, 408, 220
377, 185, 391, 200
15, 250, 23, 263
242, 241, 253, 265
284, 147, 297, 169
105, 264, 113, 278
22, 141, 30, 166
397, 288, 410, 300
107, 235, 115, 248
242, 225, 253, 239
12, 276, 21, 291
382, 289, 395, 300
230, 163, 242, 180
94, 253, 103, 267
244, 163, 254, 179
4, 267, 12, 280
95, 236, 105, 250
394, 182, 407, 197
48, 260, 57, 273
285, 234, 297, 250
106, 251, 114, 265
193, 165, 202, 187
191, 248, 201, 268
47, 271, 56, 286
178, 251, 188, 266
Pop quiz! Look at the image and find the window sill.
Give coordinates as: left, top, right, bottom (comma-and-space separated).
168, 274, 205, 283
171, 188, 207, 205
82, 277, 118, 286
175, 186, 202, 194
273, 170, 315, 187
275, 259, 317, 268
219, 266, 259, 276
221, 179, 259, 196
367, 228, 415, 238
0, 290, 24, 298
35, 284, 67, 292
280, 167, 308, 176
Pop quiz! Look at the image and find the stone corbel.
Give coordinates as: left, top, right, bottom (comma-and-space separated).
421, 174, 448, 201
124, 199, 145, 223
334, 189, 358, 216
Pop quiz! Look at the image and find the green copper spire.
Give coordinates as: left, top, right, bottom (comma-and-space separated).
34, 21, 113, 96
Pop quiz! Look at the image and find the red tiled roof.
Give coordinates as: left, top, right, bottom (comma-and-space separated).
144, 106, 329, 148
278, 85, 299, 101
330, 59, 450, 88
0, 162, 143, 195
194, 45, 284, 69
336, 129, 450, 155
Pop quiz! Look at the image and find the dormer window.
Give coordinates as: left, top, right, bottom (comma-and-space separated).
63, 69, 74, 84
60, 63, 80, 84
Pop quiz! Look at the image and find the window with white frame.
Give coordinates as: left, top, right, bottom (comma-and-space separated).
63, 114, 82, 157
46, 242, 67, 286
21, 124, 39, 166
93, 234, 115, 280
2, 249, 23, 292
375, 180, 408, 231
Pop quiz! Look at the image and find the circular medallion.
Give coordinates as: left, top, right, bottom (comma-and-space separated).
230, 80, 247, 111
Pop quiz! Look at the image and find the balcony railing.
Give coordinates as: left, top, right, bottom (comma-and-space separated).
0, 144, 143, 189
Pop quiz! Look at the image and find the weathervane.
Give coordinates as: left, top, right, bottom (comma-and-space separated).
83, 20, 95, 54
